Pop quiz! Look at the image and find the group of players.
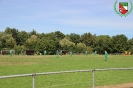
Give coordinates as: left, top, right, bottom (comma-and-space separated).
9, 49, 108, 61
54, 50, 108, 61
88, 50, 108, 61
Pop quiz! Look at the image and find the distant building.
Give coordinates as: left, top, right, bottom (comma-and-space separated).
0, 50, 15, 55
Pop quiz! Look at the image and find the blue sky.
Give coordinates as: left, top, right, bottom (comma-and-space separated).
0, 0, 133, 39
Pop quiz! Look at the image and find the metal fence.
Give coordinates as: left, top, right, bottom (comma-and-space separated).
0, 68, 133, 88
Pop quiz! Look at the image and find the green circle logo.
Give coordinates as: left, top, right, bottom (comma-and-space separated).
114, 0, 133, 17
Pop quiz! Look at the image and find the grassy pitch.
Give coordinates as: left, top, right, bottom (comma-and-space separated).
0, 55, 133, 88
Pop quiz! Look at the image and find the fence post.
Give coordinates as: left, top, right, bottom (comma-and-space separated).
32, 74, 36, 88
92, 70, 94, 88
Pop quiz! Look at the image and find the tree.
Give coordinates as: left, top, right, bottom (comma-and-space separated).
36, 37, 57, 55
111, 34, 128, 53
0, 41, 2, 50
54, 31, 65, 51
5, 27, 12, 34
35, 38, 47, 54
93, 35, 111, 54
14, 45, 26, 54
1, 27, 133, 55
36, 32, 58, 55
55, 31, 65, 40
46, 32, 59, 53
68, 33, 80, 45
17, 31, 29, 45
0, 33, 16, 49
25, 35, 38, 50
80, 32, 95, 47
6, 37, 16, 49
5, 27, 20, 45
76, 42, 86, 53
128, 38, 133, 53
38, 33, 46, 39
29, 29, 37, 36
0, 32, 3, 49
86, 46, 93, 53
59, 37, 75, 51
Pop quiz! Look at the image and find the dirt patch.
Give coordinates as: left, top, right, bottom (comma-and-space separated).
95, 83, 133, 88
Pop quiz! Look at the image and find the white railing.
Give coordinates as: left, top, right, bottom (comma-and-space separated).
0, 68, 133, 88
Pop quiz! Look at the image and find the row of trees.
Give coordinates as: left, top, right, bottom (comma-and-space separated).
0, 27, 133, 54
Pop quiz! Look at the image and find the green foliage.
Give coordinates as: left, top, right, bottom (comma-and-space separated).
86, 46, 93, 53
55, 31, 65, 40
111, 34, 128, 53
0, 27, 133, 54
17, 31, 29, 45
5, 28, 19, 45
6, 37, 16, 48
0, 43, 1, 49
5, 27, 12, 34
29, 29, 37, 36
36, 32, 58, 54
59, 37, 75, 51
24, 35, 38, 50
0, 33, 16, 49
68, 33, 81, 45
80, 32, 95, 47
94, 35, 111, 54
14, 45, 25, 54
35, 38, 47, 54
76, 42, 86, 53
128, 38, 133, 53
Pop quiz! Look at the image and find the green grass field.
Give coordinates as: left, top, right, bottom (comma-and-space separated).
0, 55, 133, 88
